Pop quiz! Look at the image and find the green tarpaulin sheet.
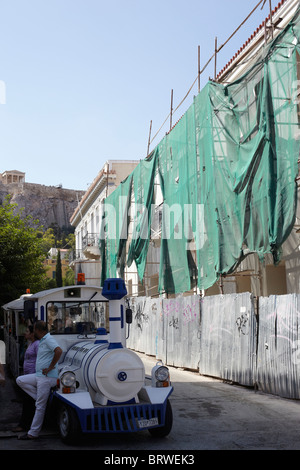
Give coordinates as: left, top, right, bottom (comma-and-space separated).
100, 6, 300, 294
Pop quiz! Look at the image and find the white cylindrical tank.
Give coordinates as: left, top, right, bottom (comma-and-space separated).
87, 347, 145, 403
63, 341, 145, 404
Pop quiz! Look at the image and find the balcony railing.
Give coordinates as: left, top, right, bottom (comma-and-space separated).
82, 233, 100, 260
82, 233, 99, 249
69, 249, 84, 263
69, 234, 101, 264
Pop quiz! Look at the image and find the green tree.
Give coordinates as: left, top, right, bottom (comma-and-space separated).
0, 196, 47, 305
55, 250, 63, 287
64, 268, 75, 286
64, 232, 75, 251
41, 228, 56, 254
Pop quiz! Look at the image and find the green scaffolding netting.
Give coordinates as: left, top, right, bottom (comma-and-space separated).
99, 6, 300, 294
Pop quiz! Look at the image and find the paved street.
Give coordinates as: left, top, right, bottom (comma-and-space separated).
1, 351, 300, 453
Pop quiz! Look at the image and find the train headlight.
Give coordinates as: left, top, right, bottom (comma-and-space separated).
60, 371, 76, 393
155, 366, 169, 382
152, 363, 170, 388
61, 371, 76, 387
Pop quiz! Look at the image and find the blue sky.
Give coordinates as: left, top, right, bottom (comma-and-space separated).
0, 0, 274, 190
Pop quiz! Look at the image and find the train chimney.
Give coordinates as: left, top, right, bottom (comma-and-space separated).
102, 278, 127, 349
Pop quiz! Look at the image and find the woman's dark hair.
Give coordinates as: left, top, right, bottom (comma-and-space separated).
27, 325, 34, 334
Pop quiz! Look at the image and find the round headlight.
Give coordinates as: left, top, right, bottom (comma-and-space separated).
61, 371, 76, 387
155, 366, 169, 382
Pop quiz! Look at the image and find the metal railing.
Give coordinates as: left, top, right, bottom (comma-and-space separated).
69, 249, 84, 263
82, 233, 99, 249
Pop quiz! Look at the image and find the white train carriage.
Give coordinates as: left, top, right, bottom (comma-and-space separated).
2, 278, 173, 443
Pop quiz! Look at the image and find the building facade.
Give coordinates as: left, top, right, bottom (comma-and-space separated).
69, 160, 139, 286
44, 248, 70, 282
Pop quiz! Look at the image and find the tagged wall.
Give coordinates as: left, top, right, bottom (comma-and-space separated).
127, 295, 201, 370
199, 293, 257, 386
127, 292, 300, 399
257, 294, 300, 399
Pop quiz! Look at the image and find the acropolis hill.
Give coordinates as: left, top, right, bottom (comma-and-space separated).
0, 170, 84, 229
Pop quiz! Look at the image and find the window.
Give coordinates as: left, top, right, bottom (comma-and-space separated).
46, 301, 109, 334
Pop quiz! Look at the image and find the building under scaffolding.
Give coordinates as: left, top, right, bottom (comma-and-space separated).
98, 0, 300, 298
71, 0, 300, 299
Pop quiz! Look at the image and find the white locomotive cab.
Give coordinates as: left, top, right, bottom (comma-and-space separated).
51, 279, 173, 443
3, 278, 173, 443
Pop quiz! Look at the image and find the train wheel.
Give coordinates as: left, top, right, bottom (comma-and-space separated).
58, 404, 82, 444
148, 399, 173, 438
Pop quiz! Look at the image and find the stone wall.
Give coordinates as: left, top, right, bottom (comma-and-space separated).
0, 181, 85, 229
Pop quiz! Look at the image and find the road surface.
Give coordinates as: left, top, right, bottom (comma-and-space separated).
1, 351, 300, 454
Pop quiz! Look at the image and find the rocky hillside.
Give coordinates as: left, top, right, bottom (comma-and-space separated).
0, 181, 85, 229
